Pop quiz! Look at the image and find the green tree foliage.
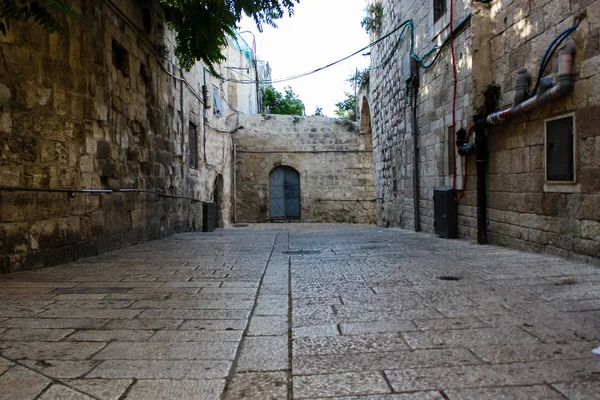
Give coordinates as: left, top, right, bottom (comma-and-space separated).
334, 93, 357, 121
161, 0, 299, 73
348, 68, 370, 91
0, 0, 300, 74
0, 0, 80, 36
360, 2, 383, 35
263, 86, 305, 116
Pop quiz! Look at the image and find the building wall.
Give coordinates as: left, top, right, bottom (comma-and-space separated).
368, 0, 600, 262
235, 115, 376, 224
0, 0, 242, 272
481, 0, 600, 261
369, 0, 474, 231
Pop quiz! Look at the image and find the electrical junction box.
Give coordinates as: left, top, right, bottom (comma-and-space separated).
434, 186, 457, 239
402, 54, 419, 83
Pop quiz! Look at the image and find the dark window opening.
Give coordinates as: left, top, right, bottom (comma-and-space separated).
433, 0, 446, 24
189, 122, 198, 169
213, 86, 222, 116
546, 116, 574, 181
447, 125, 455, 175
112, 40, 129, 77
143, 8, 153, 34
140, 63, 152, 86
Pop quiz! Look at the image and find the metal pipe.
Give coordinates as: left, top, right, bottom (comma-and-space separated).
410, 78, 421, 232
0, 186, 205, 203
486, 42, 576, 126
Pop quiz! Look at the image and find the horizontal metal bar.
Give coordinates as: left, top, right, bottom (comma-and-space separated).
0, 186, 206, 203
236, 149, 372, 154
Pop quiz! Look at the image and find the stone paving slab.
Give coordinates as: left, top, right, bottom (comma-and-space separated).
88, 360, 231, 379
37, 384, 94, 399
20, 360, 99, 378
0, 225, 598, 399
64, 379, 133, 400
0, 366, 51, 399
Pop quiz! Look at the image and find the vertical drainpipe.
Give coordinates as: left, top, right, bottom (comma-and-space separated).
474, 85, 499, 245
410, 77, 421, 232
202, 67, 208, 167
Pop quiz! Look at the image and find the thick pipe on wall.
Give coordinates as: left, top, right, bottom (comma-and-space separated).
469, 40, 577, 245
486, 42, 576, 125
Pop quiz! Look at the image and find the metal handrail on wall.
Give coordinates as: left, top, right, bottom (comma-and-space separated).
0, 186, 206, 204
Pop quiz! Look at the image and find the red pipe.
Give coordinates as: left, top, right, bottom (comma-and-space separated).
450, 0, 458, 190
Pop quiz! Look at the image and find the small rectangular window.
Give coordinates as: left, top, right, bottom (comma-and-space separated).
447, 125, 455, 176
546, 116, 574, 182
189, 122, 198, 169
112, 40, 129, 77
433, 0, 446, 24
212, 86, 222, 116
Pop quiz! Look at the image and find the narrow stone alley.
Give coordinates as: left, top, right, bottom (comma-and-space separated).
0, 224, 599, 399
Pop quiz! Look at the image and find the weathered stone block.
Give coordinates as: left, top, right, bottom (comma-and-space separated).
581, 220, 600, 240
0, 192, 37, 222
29, 218, 68, 250
0, 222, 29, 253
37, 192, 70, 219
0, 165, 21, 186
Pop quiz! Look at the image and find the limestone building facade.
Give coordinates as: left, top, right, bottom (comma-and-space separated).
235, 114, 376, 224
366, 0, 600, 261
0, 0, 258, 272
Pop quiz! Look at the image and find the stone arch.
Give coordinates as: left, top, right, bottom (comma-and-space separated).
213, 174, 225, 227
360, 96, 372, 137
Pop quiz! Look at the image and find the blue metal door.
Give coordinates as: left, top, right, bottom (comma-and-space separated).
269, 167, 300, 219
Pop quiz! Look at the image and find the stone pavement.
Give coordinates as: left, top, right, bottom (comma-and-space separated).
0, 224, 599, 399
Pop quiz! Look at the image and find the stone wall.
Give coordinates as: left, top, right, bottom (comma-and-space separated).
0, 0, 238, 272
235, 115, 376, 224
368, 0, 473, 231
481, 0, 600, 261
368, 0, 600, 262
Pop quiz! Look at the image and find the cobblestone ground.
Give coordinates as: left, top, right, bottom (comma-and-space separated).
1, 224, 600, 399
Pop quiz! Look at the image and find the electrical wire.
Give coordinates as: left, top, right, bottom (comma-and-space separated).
222, 17, 441, 85
531, 25, 579, 95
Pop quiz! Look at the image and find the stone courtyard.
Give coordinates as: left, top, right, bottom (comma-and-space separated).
0, 224, 598, 399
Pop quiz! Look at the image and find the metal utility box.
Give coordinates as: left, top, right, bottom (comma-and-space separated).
434, 186, 457, 239
202, 202, 217, 232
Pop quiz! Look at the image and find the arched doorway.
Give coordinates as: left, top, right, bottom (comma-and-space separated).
213, 174, 224, 227
269, 166, 300, 219
360, 96, 372, 137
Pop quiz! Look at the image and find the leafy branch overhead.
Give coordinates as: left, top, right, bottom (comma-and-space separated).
361, 2, 383, 35
0, 0, 81, 36
0, 0, 300, 73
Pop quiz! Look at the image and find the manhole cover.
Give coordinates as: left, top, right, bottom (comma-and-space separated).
282, 249, 322, 255
437, 276, 461, 281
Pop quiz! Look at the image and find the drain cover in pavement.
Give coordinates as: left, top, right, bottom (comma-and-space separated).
282, 249, 322, 255
437, 276, 461, 281
233, 224, 249, 227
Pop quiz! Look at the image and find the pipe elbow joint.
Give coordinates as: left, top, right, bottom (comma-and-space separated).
555, 75, 575, 97
458, 143, 476, 157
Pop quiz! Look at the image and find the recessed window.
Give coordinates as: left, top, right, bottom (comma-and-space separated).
112, 40, 129, 77
433, 0, 446, 24
213, 86, 222, 116
447, 125, 455, 176
546, 115, 575, 182
189, 122, 198, 169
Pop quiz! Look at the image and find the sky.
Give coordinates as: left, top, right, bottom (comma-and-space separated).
239, 0, 370, 117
